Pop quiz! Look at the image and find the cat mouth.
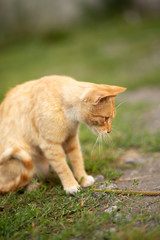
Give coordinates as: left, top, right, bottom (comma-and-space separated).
90, 127, 110, 136
100, 129, 111, 134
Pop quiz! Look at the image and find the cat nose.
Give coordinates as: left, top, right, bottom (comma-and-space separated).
107, 129, 111, 133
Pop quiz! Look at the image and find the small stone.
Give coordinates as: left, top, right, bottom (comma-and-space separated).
26, 182, 40, 191
104, 206, 118, 214
153, 186, 160, 190
106, 184, 119, 190
146, 156, 154, 162
114, 199, 121, 204
130, 170, 139, 176
125, 158, 137, 164
114, 213, 131, 221
98, 184, 107, 189
114, 213, 121, 221
138, 158, 146, 164
149, 168, 155, 173
110, 227, 116, 233
126, 214, 132, 221
94, 175, 105, 182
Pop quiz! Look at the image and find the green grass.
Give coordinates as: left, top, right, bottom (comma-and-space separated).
1, 184, 160, 240
0, 16, 160, 239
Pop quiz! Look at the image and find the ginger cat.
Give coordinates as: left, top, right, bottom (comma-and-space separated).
0, 75, 126, 194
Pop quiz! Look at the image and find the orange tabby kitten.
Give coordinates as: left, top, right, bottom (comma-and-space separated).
0, 75, 126, 194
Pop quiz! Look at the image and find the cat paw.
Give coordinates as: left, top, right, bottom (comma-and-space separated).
81, 175, 95, 187
64, 185, 81, 195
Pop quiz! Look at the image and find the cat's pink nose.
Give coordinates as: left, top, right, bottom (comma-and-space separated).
107, 129, 111, 133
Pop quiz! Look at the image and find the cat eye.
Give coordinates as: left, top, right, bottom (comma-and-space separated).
105, 116, 109, 121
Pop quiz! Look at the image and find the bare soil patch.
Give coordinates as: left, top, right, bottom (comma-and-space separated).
108, 88, 160, 226
117, 150, 160, 193
112, 150, 160, 226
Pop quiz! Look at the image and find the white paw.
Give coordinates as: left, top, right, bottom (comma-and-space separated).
82, 175, 95, 187
65, 185, 80, 195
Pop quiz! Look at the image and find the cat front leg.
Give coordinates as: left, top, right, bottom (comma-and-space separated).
63, 135, 95, 187
40, 142, 80, 194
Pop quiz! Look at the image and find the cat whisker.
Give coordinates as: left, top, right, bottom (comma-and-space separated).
116, 99, 128, 110
100, 134, 103, 153
112, 127, 120, 134
102, 133, 109, 145
91, 135, 100, 155
107, 132, 112, 141
103, 132, 112, 146
98, 134, 101, 154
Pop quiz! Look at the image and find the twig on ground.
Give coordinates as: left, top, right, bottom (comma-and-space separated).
91, 188, 160, 196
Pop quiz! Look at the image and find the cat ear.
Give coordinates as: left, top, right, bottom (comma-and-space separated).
106, 85, 127, 95
94, 86, 126, 105
81, 89, 116, 105
81, 86, 126, 105
92, 91, 116, 105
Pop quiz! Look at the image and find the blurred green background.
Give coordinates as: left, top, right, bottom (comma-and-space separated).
0, 2, 160, 239
0, 0, 160, 165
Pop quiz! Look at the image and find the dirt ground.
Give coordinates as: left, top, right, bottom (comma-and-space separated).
114, 88, 160, 224
116, 150, 160, 215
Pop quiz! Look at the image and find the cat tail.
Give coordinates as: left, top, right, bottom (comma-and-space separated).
0, 148, 34, 193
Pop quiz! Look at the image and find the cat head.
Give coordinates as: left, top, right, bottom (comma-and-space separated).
79, 84, 126, 135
